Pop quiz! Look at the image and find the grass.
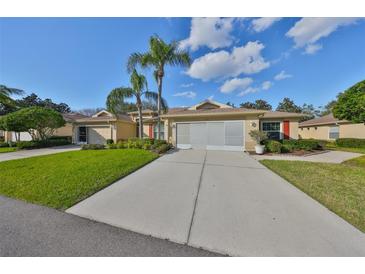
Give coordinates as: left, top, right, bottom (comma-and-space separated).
0, 147, 17, 153
0, 149, 158, 210
260, 157, 365, 232
325, 143, 365, 154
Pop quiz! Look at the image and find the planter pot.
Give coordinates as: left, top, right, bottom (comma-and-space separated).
255, 144, 265, 155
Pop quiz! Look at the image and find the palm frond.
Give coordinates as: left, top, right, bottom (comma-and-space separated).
106, 87, 134, 114
144, 91, 169, 113
130, 69, 148, 95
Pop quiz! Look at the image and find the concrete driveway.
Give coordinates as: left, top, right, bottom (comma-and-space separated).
0, 145, 80, 162
67, 149, 365, 256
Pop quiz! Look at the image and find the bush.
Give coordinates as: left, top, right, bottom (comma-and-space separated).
49, 136, 72, 143
16, 138, 71, 150
81, 144, 105, 150
154, 143, 171, 154
281, 143, 294, 153
0, 136, 4, 142
265, 140, 282, 153
249, 130, 268, 145
0, 142, 9, 148
282, 139, 322, 151
336, 138, 365, 148
107, 143, 117, 149
106, 139, 114, 145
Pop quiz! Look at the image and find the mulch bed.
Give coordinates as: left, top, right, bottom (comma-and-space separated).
248, 150, 329, 157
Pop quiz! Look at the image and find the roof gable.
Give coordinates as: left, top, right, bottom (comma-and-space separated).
188, 100, 232, 110
92, 110, 113, 118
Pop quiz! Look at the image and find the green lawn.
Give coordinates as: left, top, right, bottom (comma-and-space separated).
0, 149, 158, 210
0, 147, 17, 153
325, 143, 365, 154
260, 157, 365, 232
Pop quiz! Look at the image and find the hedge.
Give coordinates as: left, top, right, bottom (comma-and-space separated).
16, 138, 71, 150
335, 138, 365, 148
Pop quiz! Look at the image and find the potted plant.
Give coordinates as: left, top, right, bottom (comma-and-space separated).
249, 130, 268, 154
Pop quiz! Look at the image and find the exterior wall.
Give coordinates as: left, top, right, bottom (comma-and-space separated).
115, 121, 136, 141
260, 118, 300, 140
339, 123, 365, 139
244, 116, 260, 151
73, 123, 112, 144
53, 123, 73, 137
299, 125, 330, 140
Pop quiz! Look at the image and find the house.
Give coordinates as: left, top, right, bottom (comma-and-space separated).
299, 113, 365, 140
161, 100, 304, 151
2, 100, 306, 151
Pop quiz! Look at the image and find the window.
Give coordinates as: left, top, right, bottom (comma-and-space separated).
329, 126, 339, 139
154, 123, 165, 140
78, 126, 87, 142
262, 122, 281, 140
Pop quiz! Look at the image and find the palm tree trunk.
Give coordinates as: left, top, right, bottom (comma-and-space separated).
136, 97, 143, 139
157, 75, 163, 140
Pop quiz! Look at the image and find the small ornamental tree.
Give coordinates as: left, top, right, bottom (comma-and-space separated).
249, 130, 268, 145
1, 107, 65, 141
333, 80, 365, 123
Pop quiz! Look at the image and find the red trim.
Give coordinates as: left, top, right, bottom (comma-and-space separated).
149, 124, 153, 138
283, 121, 290, 139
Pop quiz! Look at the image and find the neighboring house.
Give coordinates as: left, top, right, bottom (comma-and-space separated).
299, 113, 365, 140
128, 109, 161, 139
161, 100, 304, 151
72, 110, 136, 144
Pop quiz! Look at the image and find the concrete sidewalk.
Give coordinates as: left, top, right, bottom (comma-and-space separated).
0, 195, 219, 256
0, 145, 80, 162
252, 150, 362, 163
68, 149, 365, 256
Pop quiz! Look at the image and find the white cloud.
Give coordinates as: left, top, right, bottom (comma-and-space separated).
207, 95, 214, 100
173, 91, 196, 99
180, 83, 194, 88
251, 17, 282, 32
274, 70, 292, 81
261, 81, 272, 90
186, 41, 270, 81
237, 87, 260, 97
220, 77, 253, 93
304, 43, 323, 55
286, 18, 360, 54
179, 18, 234, 51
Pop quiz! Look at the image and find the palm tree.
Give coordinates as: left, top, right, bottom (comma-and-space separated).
0, 85, 24, 106
106, 69, 165, 139
127, 35, 191, 139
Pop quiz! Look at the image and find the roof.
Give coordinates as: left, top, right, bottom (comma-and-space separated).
128, 109, 157, 115
188, 99, 232, 110
74, 110, 134, 123
299, 113, 347, 127
62, 112, 88, 122
161, 107, 306, 118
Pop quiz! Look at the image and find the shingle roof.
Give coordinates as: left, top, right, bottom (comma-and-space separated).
162, 107, 305, 118
62, 112, 88, 122
74, 113, 134, 123
299, 113, 346, 127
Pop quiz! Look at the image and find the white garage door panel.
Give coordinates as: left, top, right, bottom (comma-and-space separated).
12, 132, 32, 141
88, 127, 110, 144
190, 123, 207, 149
176, 121, 244, 151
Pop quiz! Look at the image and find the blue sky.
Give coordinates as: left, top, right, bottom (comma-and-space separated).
0, 17, 364, 110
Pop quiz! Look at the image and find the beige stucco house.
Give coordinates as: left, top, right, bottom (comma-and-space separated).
299, 113, 365, 140
161, 100, 304, 151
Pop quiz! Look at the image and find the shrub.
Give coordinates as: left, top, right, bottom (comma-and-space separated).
154, 143, 171, 154
81, 144, 105, 150
281, 143, 294, 153
265, 140, 282, 153
154, 139, 167, 146
49, 136, 72, 143
0, 142, 9, 148
106, 139, 114, 145
336, 138, 365, 148
282, 139, 322, 151
249, 130, 268, 145
0, 136, 4, 142
107, 143, 117, 149
142, 143, 151, 150
16, 138, 71, 150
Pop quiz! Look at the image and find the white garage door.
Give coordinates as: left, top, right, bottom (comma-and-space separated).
88, 126, 110, 144
12, 132, 32, 141
176, 121, 244, 151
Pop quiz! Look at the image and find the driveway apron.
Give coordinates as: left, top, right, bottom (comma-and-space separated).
67, 149, 365, 256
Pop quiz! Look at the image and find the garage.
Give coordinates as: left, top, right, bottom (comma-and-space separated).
176, 121, 244, 151
87, 126, 111, 144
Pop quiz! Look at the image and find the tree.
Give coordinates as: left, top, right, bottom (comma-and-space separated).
0, 107, 65, 141
319, 100, 337, 116
333, 80, 365, 123
276, 97, 302, 113
301, 103, 321, 121
226, 102, 236, 108
17, 93, 71, 113
127, 35, 191, 139
0, 85, 24, 115
106, 69, 164, 139
240, 99, 272, 110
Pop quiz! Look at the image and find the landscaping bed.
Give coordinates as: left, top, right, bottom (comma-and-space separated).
261, 156, 365, 232
0, 149, 158, 210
